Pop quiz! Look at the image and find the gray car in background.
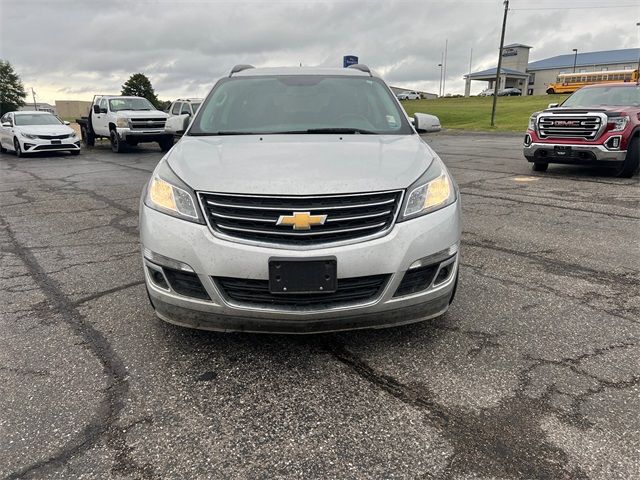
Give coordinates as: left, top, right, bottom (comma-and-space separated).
140, 65, 461, 333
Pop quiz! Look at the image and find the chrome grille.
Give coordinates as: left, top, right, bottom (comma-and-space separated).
129, 118, 166, 130
198, 191, 403, 245
537, 114, 604, 140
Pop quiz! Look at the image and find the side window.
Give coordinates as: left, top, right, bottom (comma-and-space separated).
171, 102, 181, 115
100, 98, 107, 112
180, 103, 191, 115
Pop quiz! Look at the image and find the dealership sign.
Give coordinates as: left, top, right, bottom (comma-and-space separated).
502, 48, 518, 57
343, 55, 359, 67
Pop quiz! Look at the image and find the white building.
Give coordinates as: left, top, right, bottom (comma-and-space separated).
464, 44, 640, 96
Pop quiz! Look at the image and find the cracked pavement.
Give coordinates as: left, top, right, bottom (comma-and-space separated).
0, 133, 638, 479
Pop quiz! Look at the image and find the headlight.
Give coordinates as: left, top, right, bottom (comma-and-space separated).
21, 132, 37, 139
116, 117, 130, 128
609, 115, 629, 132
528, 115, 537, 131
68, 131, 77, 138
144, 159, 203, 223
399, 156, 457, 220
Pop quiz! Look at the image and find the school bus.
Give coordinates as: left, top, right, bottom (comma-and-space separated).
546, 69, 639, 94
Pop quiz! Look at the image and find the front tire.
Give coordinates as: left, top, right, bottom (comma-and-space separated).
14, 138, 23, 158
81, 126, 95, 147
546, 88, 555, 95
532, 162, 548, 172
158, 136, 174, 152
110, 130, 125, 153
616, 136, 639, 178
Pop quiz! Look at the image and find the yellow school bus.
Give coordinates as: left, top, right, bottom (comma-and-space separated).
546, 69, 639, 94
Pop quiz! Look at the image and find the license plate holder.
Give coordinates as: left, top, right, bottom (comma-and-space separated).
554, 145, 571, 156
51, 140, 62, 145
269, 257, 337, 294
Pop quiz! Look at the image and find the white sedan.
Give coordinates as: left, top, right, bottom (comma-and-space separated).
397, 91, 422, 100
0, 111, 81, 157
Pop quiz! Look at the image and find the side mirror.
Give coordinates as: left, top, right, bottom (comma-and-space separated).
548, 103, 559, 109
1, 122, 11, 127
414, 113, 441, 133
63, 121, 70, 125
165, 114, 191, 135
93, 105, 100, 114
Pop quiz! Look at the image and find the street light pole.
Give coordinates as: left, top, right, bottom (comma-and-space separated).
438, 62, 443, 98
572, 48, 578, 73
491, 0, 509, 127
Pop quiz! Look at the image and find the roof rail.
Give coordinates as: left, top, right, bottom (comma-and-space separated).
347, 64, 372, 76
229, 64, 255, 77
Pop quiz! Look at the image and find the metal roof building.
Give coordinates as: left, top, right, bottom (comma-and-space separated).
464, 46, 640, 96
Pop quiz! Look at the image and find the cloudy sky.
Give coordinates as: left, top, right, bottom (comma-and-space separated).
1, 0, 638, 104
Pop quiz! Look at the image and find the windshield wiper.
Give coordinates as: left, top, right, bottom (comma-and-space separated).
189, 131, 261, 136
305, 127, 378, 134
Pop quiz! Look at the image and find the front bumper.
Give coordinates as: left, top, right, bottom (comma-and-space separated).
19, 137, 81, 153
523, 142, 626, 164
116, 127, 172, 142
140, 201, 461, 334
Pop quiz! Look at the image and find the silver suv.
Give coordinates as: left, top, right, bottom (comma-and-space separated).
140, 64, 461, 333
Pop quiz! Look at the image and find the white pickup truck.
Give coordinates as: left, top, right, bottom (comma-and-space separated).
77, 95, 174, 153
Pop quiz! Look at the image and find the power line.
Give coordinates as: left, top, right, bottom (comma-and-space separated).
511, 4, 639, 10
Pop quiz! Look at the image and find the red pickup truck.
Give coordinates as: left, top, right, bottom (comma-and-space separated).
523, 83, 639, 177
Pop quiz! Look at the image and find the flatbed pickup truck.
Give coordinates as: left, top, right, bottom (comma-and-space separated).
76, 95, 173, 153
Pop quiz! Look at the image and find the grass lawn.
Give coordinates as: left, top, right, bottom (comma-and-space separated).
401, 95, 569, 133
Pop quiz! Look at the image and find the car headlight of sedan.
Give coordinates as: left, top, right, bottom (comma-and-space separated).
399, 156, 457, 221
20, 132, 38, 139
144, 158, 204, 223
116, 117, 130, 128
68, 131, 77, 138
609, 115, 629, 132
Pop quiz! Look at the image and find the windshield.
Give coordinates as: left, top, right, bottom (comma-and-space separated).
14, 114, 62, 126
562, 86, 640, 108
109, 97, 156, 112
189, 75, 412, 135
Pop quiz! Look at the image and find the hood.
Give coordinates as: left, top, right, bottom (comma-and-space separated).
16, 124, 75, 136
114, 110, 169, 119
167, 134, 432, 195
542, 106, 634, 116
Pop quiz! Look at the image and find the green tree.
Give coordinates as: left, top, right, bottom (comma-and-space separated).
0, 60, 27, 115
121, 73, 160, 108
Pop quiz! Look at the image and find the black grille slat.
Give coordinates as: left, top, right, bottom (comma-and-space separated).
199, 191, 402, 245
37, 134, 72, 140
215, 274, 389, 308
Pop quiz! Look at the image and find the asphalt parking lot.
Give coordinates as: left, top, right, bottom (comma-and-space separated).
1, 132, 638, 480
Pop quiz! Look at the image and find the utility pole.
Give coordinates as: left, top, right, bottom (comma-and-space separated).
491, 0, 509, 127
572, 48, 578, 73
442, 39, 448, 97
31, 87, 37, 111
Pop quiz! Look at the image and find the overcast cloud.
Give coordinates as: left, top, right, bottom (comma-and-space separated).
1, 0, 638, 104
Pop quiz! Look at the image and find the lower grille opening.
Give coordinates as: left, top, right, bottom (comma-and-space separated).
147, 267, 169, 290
394, 264, 438, 297
434, 263, 454, 286
163, 267, 210, 300
214, 274, 390, 308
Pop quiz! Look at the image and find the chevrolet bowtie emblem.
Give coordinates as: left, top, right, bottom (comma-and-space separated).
276, 211, 327, 230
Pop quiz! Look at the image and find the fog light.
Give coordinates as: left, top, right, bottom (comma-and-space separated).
523, 134, 532, 147
605, 136, 621, 150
